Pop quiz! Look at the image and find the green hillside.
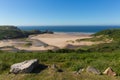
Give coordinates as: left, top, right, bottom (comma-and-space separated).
0, 26, 26, 39
76, 29, 120, 52
0, 26, 53, 40
93, 29, 120, 41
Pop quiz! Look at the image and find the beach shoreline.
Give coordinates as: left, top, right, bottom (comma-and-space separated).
0, 32, 93, 51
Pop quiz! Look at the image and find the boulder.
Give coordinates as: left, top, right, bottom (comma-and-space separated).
10, 59, 39, 74
103, 67, 116, 76
86, 66, 101, 75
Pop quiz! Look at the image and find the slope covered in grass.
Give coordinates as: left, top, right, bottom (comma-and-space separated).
76, 29, 120, 52
93, 29, 120, 41
0, 51, 120, 80
0, 26, 53, 40
0, 26, 26, 39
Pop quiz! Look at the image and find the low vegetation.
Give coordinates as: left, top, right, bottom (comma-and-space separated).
0, 26, 26, 39
0, 26, 53, 40
0, 50, 120, 80
76, 29, 120, 52
93, 29, 120, 41
24, 42, 32, 47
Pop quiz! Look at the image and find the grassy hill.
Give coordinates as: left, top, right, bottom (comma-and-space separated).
0, 26, 53, 40
89, 29, 120, 52
76, 29, 120, 52
93, 29, 120, 41
0, 26, 26, 39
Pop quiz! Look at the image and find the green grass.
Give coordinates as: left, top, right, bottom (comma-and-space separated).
24, 42, 32, 47
0, 50, 120, 80
93, 29, 120, 41
76, 35, 110, 42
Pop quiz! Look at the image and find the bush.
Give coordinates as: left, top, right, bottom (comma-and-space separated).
55, 49, 75, 53
0, 62, 10, 74
24, 42, 32, 47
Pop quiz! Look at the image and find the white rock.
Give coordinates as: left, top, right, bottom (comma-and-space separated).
10, 59, 39, 74
103, 67, 116, 76
86, 66, 101, 75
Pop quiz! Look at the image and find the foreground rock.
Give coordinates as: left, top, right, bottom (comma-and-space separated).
103, 67, 116, 76
49, 64, 63, 72
10, 59, 39, 74
73, 68, 85, 75
86, 66, 101, 75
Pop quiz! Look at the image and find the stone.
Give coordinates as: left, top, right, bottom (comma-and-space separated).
86, 66, 101, 75
78, 68, 85, 74
51, 64, 58, 69
49, 64, 63, 72
10, 59, 39, 74
103, 67, 116, 76
73, 68, 85, 75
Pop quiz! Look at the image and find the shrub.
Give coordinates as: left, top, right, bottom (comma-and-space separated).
24, 42, 32, 47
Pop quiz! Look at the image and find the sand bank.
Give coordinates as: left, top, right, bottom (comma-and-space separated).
0, 33, 93, 51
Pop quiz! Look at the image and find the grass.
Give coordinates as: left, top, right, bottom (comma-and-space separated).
76, 35, 111, 42
24, 42, 32, 47
0, 50, 120, 80
0, 71, 119, 80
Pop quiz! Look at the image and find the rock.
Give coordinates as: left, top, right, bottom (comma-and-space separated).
78, 68, 85, 74
49, 64, 58, 72
86, 66, 101, 75
73, 68, 85, 75
103, 67, 116, 76
49, 64, 63, 72
10, 59, 39, 74
51, 64, 58, 69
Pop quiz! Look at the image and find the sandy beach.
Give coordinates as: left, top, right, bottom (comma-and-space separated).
0, 33, 93, 51
30, 33, 93, 48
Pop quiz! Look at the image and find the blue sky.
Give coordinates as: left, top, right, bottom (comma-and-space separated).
0, 0, 120, 26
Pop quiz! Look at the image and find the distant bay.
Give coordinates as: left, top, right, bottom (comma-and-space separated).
18, 26, 120, 33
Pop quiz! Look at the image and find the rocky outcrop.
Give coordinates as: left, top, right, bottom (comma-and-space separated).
103, 67, 116, 76
86, 66, 101, 75
10, 59, 39, 74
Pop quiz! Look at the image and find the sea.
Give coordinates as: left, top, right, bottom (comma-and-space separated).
18, 26, 120, 34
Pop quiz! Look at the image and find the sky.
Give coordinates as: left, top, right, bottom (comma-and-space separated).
0, 0, 120, 26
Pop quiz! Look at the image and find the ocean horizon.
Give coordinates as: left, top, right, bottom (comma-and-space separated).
18, 26, 120, 33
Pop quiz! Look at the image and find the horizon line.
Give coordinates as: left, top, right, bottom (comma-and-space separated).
0, 25, 120, 27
